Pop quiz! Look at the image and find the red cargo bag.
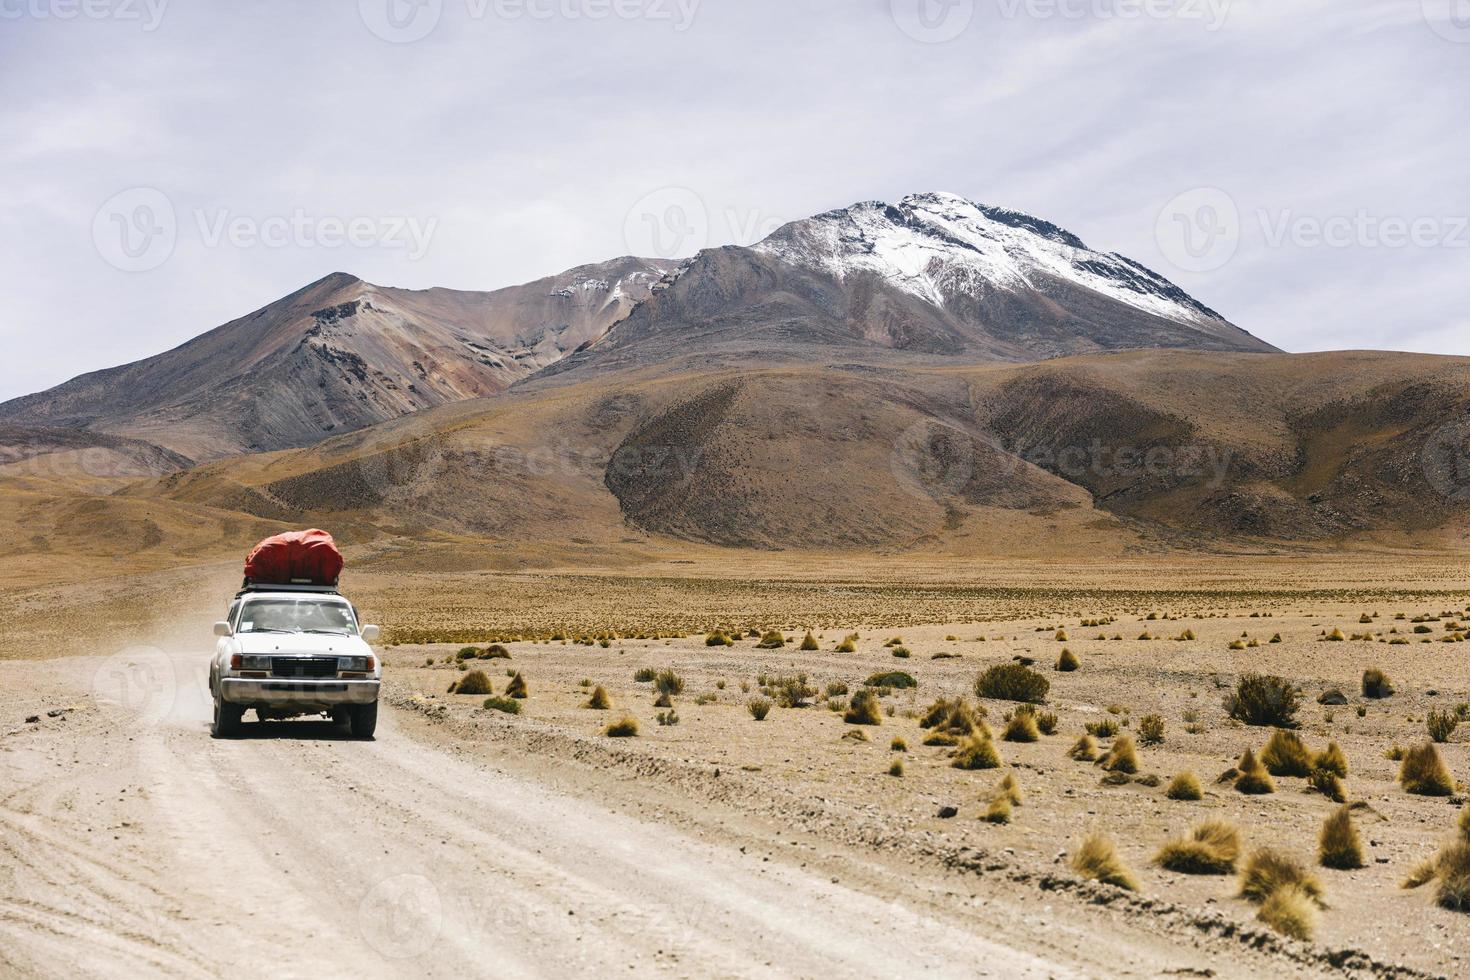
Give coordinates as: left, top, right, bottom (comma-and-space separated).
244, 529, 344, 587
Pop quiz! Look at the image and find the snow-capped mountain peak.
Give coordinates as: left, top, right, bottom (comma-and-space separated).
753, 192, 1222, 327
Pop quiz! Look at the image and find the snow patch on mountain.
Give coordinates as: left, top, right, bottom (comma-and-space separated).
753, 191, 1222, 326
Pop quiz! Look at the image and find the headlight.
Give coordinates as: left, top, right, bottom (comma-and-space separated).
338, 656, 376, 672
229, 655, 272, 671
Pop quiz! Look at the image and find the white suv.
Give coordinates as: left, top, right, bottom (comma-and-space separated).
209, 585, 382, 739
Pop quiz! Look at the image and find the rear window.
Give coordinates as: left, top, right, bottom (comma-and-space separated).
238, 598, 359, 635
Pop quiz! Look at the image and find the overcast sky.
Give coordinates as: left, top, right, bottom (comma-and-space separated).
1, 0, 1466, 401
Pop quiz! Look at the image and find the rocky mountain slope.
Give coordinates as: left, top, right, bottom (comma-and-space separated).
0, 258, 675, 460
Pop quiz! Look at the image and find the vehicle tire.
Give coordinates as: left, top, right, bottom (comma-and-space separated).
211, 695, 244, 739
349, 701, 378, 740
330, 707, 350, 728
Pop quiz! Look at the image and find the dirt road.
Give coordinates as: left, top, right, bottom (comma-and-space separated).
0, 649, 1407, 979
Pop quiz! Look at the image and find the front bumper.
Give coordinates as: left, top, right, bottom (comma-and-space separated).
219, 677, 380, 707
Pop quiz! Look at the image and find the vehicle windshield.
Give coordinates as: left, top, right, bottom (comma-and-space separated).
238, 598, 358, 635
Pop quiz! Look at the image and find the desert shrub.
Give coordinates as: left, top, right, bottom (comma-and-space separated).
1258, 883, 1317, 941
694, 692, 717, 706
1429, 710, 1459, 744
452, 670, 494, 696
891, 736, 907, 752
705, 631, 733, 647
457, 646, 479, 660
1362, 668, 1394, 699
747, 698, 772, 721
633, 667, 657, 682
1156, 819, 1240, 874
656, 709, 679, 727
1002, 711, 1040, 743
1165, 771, 1203, 801
482, 696, 520, 715
1099, 735, 1139, 774
844, 690, 883, 726
799, 631, 819, 651
1069, 734, 1100, 762
1056, 648, 1080, 672
1435, 842, 1470, 911
653, 691, 673, 708
1034, 710, 1058, 735
865, 671, 917, 690
1261, 729, 1313, 777
1319, 806, 1365, 869
1234, 748, 1275, 795
769, 673, 816, 708
836, 634, 858, 653
1086, 718, 1120, 738
505, 672, 528, 699
888, 757, 904, 777
1138, 714, 1165, 745
919, 697, 982, 734
975, 664, 1049, 704
1239, 848, 1324, 906
755, 631, 785, 649
952, 734, 1003, 770
604, 716, 639, 737
480, 644, 511, 660
585, 685, 611, 710
654, 670, 684, 696
997, 772, 1024, 806
983, 794, 1012, 824
1401, 742, 1456, 796
1071, 833, 1138, 891
825, 681, 849, 698
1224, 674, 1302, 728
1314, 741, 1349, 778
888, 646, 910, 659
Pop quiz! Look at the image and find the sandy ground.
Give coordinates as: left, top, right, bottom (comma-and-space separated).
3, 563, 1469, 978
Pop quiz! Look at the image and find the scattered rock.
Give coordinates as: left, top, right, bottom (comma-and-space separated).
937, 805, 959, 819
1317, 689, 1348, 705
25, 716, 39, 724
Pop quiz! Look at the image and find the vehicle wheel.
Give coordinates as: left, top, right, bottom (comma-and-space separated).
211, 695, 244, 738
330, 707, 350, 728
349, 701, 378, 740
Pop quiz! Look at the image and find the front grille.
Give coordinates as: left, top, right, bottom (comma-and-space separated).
270, 657, 339, 679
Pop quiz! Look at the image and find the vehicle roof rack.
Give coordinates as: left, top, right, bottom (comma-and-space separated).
236, 579, 342, 598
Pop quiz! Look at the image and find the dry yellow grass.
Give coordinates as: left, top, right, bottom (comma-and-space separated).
1071, 833, 1138, 891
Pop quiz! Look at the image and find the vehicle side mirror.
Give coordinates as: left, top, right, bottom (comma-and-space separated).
213, 621, 233, 638
361, 625, 381, 642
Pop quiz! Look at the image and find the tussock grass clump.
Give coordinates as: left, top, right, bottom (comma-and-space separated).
983, 794, 1012, 824
604, 716, 639, 737
974, 664, 1049, 704
1002, 711, 1040, 743
584, 685, 610, 710
1098, 735, 1139, 774
1258, 883, 1317, 941
997, 771, 1024, 806
769, 673, 816, 707
1166, 771, 1203, 801
657, 709, 679, 727
482, 696, 520, 715
1234, 748, 1276, 795
1086, 718, 1120, 738
1319, 806, 1365, 869
633, 667, 657, 683
451, 670, 494, 696
888, 757, 904, 777
654, 670, 684, 696
747, 698, 772, 721
799, 631, 819, 651
1428, 709, 1459, 744
653, 691, 673, 708
1156, 819, 1241, 875
1138, 714, 1165, 745
1056, 648, 1080, 672
1308, 769, 1348, 804
952, 733, 1003, 770
1069, 734, 1100, 762
1071, 833, 1138, 891
1362, 668, 1394, 699
705, 631, 733, 647
1261, 729, 1313, 777
1239, 849, 1324, 906
920, 697, 983, 736
1401, 742, 1456, 796
1314, 741, 1349, 778
755, 631, 785, 649
1432, 842, 1470, 910
891, 736, 907, 752
844, 690, 883, 726
835, 634, 858, 653
505, 672, 528, 699
1034, 710, 1058, 735
480, 644, 511, 660
1225, 674, 1302, 728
